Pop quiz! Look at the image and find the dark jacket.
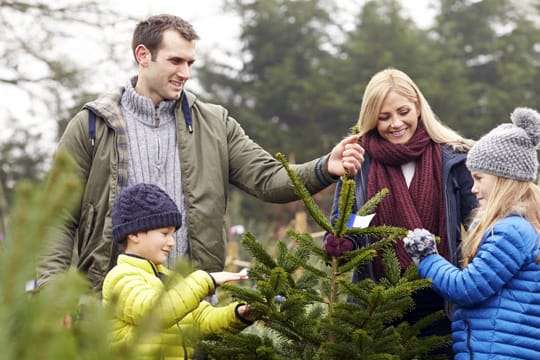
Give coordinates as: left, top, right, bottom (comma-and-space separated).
328, 145, 477, 313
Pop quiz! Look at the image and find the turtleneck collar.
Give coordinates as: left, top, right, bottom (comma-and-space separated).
121, 78, 177, 128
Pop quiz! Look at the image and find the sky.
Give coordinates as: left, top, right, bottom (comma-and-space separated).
0, 0, 435, 151
100, 0, 434, 89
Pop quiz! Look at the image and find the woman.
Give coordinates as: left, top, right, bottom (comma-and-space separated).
403, 107, 540, 359
324, 68, 478, 356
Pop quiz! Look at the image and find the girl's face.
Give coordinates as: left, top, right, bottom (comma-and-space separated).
127, 226, 176, 265
376, 90, 420, 144
470, 171, 497, 209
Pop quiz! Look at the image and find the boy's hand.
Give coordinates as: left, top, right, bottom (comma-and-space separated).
209, 271, 249, 285
237, 304, 255, 321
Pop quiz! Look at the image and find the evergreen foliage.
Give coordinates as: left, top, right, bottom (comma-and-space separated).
0, 152, 152, 360
0, 139, 451, 359
201, 155, 450, 359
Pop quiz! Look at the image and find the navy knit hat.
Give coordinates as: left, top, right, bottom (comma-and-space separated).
466, 107, 540, 182
112, 183, 182, 243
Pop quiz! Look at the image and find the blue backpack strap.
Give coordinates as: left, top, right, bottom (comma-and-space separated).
181, 92, 193, 133
88, 109, 96, 147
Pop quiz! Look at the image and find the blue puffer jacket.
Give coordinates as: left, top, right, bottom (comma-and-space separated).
419, 215, 540, 359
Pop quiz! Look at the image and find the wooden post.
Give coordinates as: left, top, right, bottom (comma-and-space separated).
225, 240, 239, 272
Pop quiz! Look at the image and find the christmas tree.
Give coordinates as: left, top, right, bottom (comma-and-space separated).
0, 150, 450, 359
201, 153, 450, 359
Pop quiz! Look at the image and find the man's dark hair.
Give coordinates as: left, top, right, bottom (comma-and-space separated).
132, 14, 200, 62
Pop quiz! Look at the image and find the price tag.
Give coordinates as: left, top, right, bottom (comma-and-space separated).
347, 213, 375, 229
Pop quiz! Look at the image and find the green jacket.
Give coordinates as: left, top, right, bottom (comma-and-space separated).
102, 254, 248, 360
37, 85, 336, 293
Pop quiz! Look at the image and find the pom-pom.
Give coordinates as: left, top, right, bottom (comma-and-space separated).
511, 107, 540, 147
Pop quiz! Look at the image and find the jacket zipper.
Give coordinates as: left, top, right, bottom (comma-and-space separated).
465, 319, 473, 360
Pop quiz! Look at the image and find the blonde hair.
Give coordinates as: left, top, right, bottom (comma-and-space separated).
357, 68, 474, 151
461, 176, 540, 267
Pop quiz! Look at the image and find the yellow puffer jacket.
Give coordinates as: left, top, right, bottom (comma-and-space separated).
102, 254, 249, 359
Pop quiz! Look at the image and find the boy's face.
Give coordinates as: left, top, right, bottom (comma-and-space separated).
127, 226, 176, 265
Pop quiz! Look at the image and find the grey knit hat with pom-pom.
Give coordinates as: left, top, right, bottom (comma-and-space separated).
466, 107, 540, 181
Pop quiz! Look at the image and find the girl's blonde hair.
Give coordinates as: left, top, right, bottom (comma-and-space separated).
357, 68, 474, 151
461, 176, 540, 267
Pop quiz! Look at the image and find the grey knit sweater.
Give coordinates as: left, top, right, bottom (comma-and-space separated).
120, 83, 188, 264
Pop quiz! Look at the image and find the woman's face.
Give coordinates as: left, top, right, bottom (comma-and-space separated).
376, 90, 420, 144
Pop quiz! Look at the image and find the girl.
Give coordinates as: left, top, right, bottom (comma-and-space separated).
404, 107, 540, 359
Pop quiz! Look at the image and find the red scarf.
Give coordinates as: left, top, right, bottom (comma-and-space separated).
362, 123, 447, 274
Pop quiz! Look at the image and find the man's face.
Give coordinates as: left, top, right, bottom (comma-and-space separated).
137, 29, 196, 106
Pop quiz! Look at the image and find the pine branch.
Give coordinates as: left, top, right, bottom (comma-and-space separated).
266, 267, 290, 297
344, 225, 407, 241
276, 241, 292, 270
334, 178, 355, 238
286, 230, 327, 258
201, 332, 281, 360
285, 253, 327, 278
379, 248, 401, 285
241, 232, 278, 269
357, 188, 389, 216
337, 278, 374, 305
338, 248, 377, 274
275, 152, 332, 232
221, 284, 267, 304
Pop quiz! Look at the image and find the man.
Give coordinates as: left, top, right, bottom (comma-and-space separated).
36, 14, 363, 294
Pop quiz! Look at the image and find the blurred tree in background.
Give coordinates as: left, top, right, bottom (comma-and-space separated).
0, 128, 48, 203
431, 0, 540, 136
199, 0, 339, 160
198, 0, 540, 236
0, 1, 134, 130
0, 0, 134, 219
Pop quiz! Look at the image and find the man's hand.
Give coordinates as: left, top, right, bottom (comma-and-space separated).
328, 135, 364, 177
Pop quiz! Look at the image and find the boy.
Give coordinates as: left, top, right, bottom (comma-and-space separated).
102, 183, 253, 359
